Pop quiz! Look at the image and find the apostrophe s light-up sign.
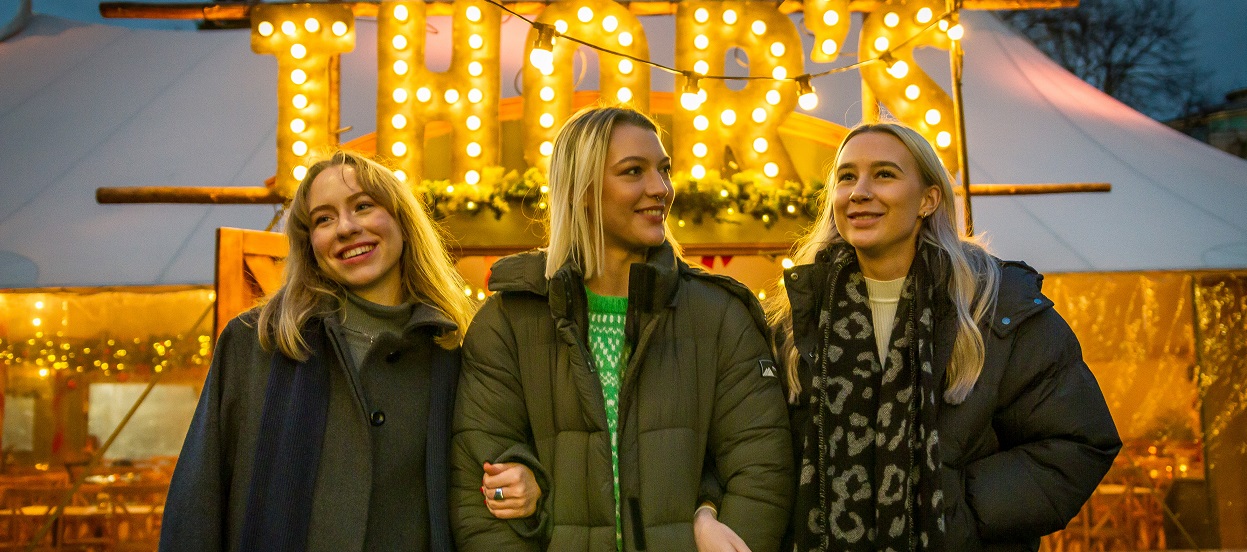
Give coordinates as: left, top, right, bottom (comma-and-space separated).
250, 0, 970, 196
251, 4, 354, 197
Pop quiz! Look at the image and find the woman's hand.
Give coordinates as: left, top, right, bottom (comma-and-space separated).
481, 461, 541, 519
694, 505, 751, 552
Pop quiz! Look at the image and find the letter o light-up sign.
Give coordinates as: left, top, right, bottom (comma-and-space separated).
251, 4, 354, 197
673, 1, 802, 184
378, 0, 501, 185
522, 0, 651, 169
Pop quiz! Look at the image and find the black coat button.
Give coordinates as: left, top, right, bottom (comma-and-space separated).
385, 350, 402, 363
370, 410, 386, 426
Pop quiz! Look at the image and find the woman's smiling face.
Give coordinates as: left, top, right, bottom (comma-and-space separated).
307, 164, 404, 305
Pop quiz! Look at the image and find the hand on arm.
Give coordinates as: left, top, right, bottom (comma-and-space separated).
482, 461, 542, 519
694, 503, 752, 552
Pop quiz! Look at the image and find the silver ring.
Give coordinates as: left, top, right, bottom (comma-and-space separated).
493, 487, 505, 501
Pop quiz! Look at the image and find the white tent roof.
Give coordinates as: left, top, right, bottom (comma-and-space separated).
1, 11, 1244, 288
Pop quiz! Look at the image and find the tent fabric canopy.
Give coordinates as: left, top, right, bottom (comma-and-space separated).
1, 11, 1244, 289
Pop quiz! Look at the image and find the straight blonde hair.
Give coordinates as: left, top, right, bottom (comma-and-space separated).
765, 123, 1000, 404
258, 150, 475, 358
544, 105, 681, 279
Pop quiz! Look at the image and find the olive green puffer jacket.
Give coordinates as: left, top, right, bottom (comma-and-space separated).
451, 243, 793, 551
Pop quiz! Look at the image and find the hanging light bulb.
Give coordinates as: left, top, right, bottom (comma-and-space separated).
947, 23, 965, 40
796, 75, 818, 110
680, 75, 704, 111
529, 23, 557, 74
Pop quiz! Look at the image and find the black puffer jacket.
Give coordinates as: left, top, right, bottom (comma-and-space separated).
783, 251, 1121, 550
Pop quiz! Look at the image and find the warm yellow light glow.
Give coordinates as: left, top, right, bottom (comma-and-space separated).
751, 20, 766, 35
884, 12, 900, 28
764, 162, 779, 178
719, 189, 730, 198
32, 318, 41, 327
391, 35, 408, 50
948, 24, 965, 40
468, 61, 483, 76
293, 165, 307, 180
444, 89, 460, 103
466, 5, 482, 22
391, 114, 407, 129
292, 140, 308, 156
939, 19, 949, 31
34, 301, 43, 309
331, 21, 347, 36
752, 107, 767, 123
555, 20, 568, 34
290, 118, 307, 133
798, 89, 818, 110
905, 85, 920, 100
694, 7, 709, 23
753, 137, 769, 153
786, 204, 796, 214
258, 21, 274, 36
916, 7, 933, 24
617, 87, 633, 102
467, 115, 482, 131
578, 6, 594, 23
466, 170, 481, 184
936, 131, 952, 148
281, 20, 296, 36
469, 34, 484, 49
293, 93, 308, 109
770, 42, 785, 57
720, 109, 736, 125
394, 4, 409, 21
823, 10, 839, 26
887, 60, 909, 79
395, 170, 407, 182
393, 60, 409, 75
540, 113, 555, 128
771, 66, 787, 80
39, 368, 49, 378
290, 69, 307, 84
693, 115, 709, 131
416, 87, 432, 102
766, 89, 781, 105
530, 47, 554, 74
618, 31, 633, 46
723, 9, 738, 24
874, 36, 890, 52
539, 87, 555, 102
392, 88, 408, 103
603, 15, 619, 32
691, 164, 706, 179
291, 43, 307, 59
693, 60, 709, 75
692, 142, 708, 157
821, 39, 837, 56
468, 88, 483, 103
694, 35, 709, 50
618, 59, 634, 74
392, 141, 407, 156
781, 257, 795, 269
681, 77, 704, 110
467, 142, 482, 157
539, 141, 554, 156
925, 109, 942, 125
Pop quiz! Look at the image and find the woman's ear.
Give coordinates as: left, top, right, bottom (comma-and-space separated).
921, 185, 942, 217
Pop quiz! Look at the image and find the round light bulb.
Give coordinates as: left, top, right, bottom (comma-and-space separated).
539, 141, 554, 156
331, 21, 347, 36
393, 60, 409, 75
764, 163, 779, 178
618, 32, 633, 47
540, 113, 555, 128
751, 20, 767, 35
468, 88, 483, 103
693, 115, 709, 131
821, 39, 838, 56
577, 6, 594, 23
290, 118, 306, 133
530, 48, 554, 73
290, 69, 307, 84
281, 21, 296, 36
540, 86, 555, 102
694, 60, 709, 75
395, 170, 407, 182
691, 165, 706, 179
618, 59, 634, 74
874, 36, 890, 52
392, 142, 407, 156
752, 107, 767, 123
766, 89, 781, 105
681, 90, 702, 111
887, 60, 909, 79
465, 170, 480, 185
292, 94, 308, 109
753, 138, 769, 153
770, 42, 785, 57
394, 5, 409, 21
916, 7, 933, 24
905, 85, 921, 100
694, 35, 709, 50
616, 87, 632, 103
466, 115, 482, 130
720, 109, 737, 126
393, 88, 408, 103
948, 24, 965, 40
392, 114, 407, 129
823, 10, 839, 26
723, 9, 738, 24
257, 21, 273, 37
925, 109, 942, 125
692, 143, 708, 157
469, 61, 483, 76
467, 142, 482, 157
392, 35, 408, 50
416, 87, 432, 102
602, 15, 619, 32
291, 43, 308, 59
444, 89, 460, 103
937, 131, 952, 148
799, 91, 818, 110
694, 8, 709, 23
469, 34, 484, 49
555, 20, 568, 34
884, 12, 900, 27
771, 66, 787, 80
466, 5, 482, 22
293, 165, 307, 180
292, 141, 308, 156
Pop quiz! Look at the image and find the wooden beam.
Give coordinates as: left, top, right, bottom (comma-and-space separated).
964, 182, 1111, 195
96, 187, 284, 204
100, 0, 1078, 21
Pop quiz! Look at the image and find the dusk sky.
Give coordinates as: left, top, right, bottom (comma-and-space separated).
4, 0, 1246, 113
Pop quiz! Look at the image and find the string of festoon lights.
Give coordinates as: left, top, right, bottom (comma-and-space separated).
482, 0, 964, 112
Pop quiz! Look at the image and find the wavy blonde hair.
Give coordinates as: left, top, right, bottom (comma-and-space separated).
544, 105, 682, 279
765, 123, 999, 404
257, 150, 475, 358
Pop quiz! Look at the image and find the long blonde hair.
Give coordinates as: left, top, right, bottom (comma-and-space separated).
765, 123, 999, 404
544, 105, 681, 279
258, 150, 475, 358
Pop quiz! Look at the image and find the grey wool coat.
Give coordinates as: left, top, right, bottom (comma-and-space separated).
450, 242, 794, 551
160, 304, 459, 552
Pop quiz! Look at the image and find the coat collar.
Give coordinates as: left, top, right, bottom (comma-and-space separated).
486, 241, 685, 319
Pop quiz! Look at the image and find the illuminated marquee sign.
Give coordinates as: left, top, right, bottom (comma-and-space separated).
251, 0, 966, 195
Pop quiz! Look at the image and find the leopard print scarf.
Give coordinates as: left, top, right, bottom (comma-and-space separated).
793, 244, 945, 551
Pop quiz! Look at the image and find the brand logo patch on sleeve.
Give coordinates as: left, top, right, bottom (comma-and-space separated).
759, 359, 777, 378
